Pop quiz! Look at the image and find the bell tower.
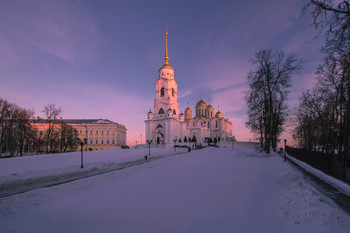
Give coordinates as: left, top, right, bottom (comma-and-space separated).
154, 27, 179, 118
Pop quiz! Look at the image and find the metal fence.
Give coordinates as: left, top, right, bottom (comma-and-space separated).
286, 147, 350, 184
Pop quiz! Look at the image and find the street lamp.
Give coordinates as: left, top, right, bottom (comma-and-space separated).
284, 139, 287, 162
77, 138, 87, 168
146, 140, 152, 157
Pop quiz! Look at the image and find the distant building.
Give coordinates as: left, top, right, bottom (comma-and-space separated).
34, 118, 126, 151
145, 29, 232, 146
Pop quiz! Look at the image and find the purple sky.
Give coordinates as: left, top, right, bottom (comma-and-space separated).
0, 0, 324, 145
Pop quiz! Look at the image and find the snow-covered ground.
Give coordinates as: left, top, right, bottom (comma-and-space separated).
286, 152, 350, 197
0, 144, 350, 233
0, 147, 188, 197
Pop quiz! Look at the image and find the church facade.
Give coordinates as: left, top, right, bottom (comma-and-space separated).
145, 29, 232, 146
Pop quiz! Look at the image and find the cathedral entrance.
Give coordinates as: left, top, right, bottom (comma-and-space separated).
157, 137, 160, 144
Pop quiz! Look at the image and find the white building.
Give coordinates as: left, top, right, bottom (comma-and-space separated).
145, 29, 232, 146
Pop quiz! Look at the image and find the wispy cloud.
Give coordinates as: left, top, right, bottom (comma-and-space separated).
0, 33, 21, 66
0, 0, 100, 65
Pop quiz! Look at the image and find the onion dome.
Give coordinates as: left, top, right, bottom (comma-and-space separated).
148, 109, 153, 114
185, 102, 192, 112
196, 98, 207, 108
179, 112, 184, 115
215, 111, 223, 118
206, 104, 214, 110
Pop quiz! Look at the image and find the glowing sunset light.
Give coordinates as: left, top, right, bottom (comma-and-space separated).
0, 0, 323, 146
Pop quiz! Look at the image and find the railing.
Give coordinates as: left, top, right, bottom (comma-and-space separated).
286, 146, 350, 184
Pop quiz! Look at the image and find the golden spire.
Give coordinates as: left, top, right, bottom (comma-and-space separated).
164, 26, 169, 64
158, 26, 173, 71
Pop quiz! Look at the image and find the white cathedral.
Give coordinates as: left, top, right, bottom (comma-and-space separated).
145, 29, 233, 146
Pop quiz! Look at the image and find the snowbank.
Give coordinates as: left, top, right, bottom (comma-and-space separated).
286, 153, 350, 197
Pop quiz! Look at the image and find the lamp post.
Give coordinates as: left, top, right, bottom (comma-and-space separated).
147, 140, 152, 157
284, 139, 287, 162
77, 138, 87, 168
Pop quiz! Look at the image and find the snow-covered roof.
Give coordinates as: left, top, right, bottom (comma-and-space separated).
33, 118, 119, 125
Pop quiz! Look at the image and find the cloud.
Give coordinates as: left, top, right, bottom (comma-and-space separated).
0, 0, 100, 65
234, 0, 297, 41
0, 34, 21, 66
178, 88, 194, 99
284, 31, 315, 54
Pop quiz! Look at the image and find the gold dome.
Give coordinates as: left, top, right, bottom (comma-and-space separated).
158, 63, 173, 72
185, 107, 191, 112
206, 104, 214, 110
216, 111, 223, 118
196, 98, 207, 108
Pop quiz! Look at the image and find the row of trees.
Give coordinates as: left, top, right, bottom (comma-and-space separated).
0, 99, 78, 156
294, 0, 350, 153
246, 1, 350, 154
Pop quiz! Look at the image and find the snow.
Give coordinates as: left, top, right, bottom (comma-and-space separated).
0, 143, 349, 233
286, 152, 350, 197
0, 147, 187, 197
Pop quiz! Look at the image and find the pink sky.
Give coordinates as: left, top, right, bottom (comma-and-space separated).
0, 0, 324, 146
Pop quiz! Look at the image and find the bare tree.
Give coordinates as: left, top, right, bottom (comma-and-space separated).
301, 0, 350, 151
41, 104, 62, 153
246, 49, 302, 153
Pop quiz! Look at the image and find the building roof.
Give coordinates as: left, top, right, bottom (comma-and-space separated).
206, 104, 214, 110
196, 98, 207, 108
215, 111, 223, 118
34, 118, 119, 125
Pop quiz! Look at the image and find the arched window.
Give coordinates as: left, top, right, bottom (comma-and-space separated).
160, 87, 164, 97
173, 109, 176, 115
172, 88, 175, 97
159, 108, 164, 114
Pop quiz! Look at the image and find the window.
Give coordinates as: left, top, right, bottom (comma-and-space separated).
112, 140, 115, 144
159, 108, 164, 114
96, 140, 98, 144
107, 130, 109, 134
80, 130, 82, 134
101, 140, 104, 144
96, 130, 98, 134
208, 121, 210, 128
173, 109, 176, 115
172, 88, 175, 97
216, 120, 218, 128
90, 130, 92, 134
85, 130, 87, 134
107, 140, 109, 144
102, 130, 104, 134
160, 87, 164, 97
90, 140, 92, 144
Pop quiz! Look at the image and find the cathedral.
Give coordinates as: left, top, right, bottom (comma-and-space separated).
145, 29, 233, 146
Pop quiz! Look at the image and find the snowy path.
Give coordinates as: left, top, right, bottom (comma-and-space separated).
1, 146, 350, 233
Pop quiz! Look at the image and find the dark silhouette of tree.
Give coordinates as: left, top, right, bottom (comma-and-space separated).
296, 0, 350, 152
41, 104, 62, 153
192, 135, 197, 143
246, 49, 301, 153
